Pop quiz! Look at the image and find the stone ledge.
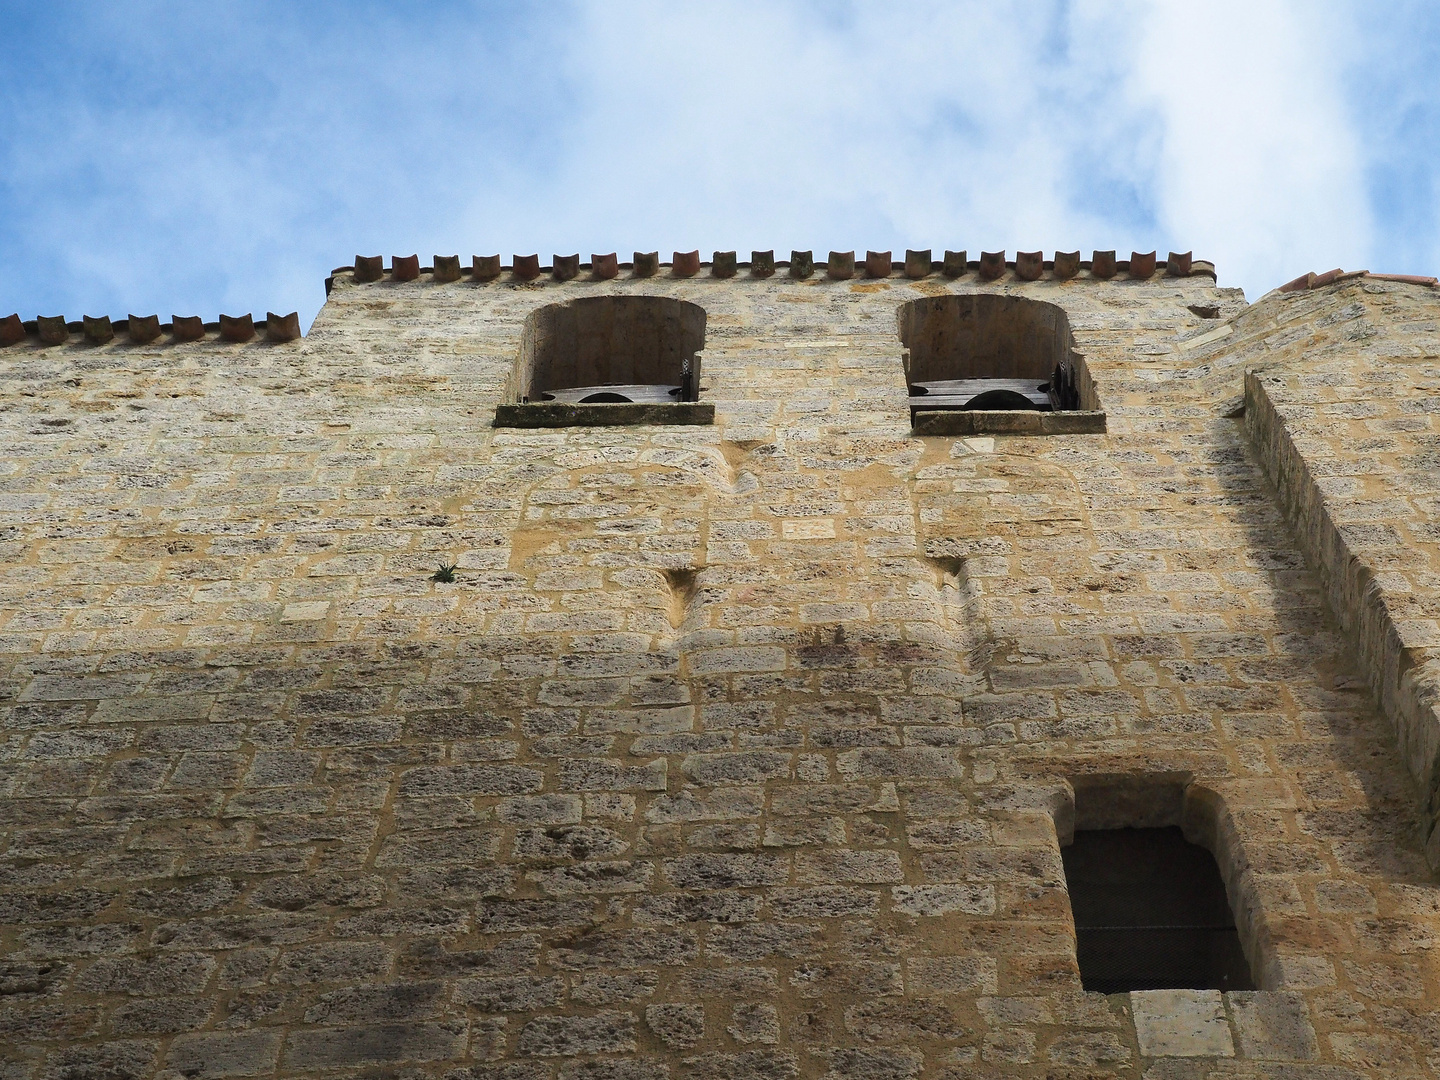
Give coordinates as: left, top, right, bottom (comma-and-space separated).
493, 402, 715, 428
911, 409, 1106, 437
1245, 368, 1440, 869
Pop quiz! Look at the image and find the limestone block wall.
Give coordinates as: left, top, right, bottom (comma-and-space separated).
0, 256, 1437, 1079
1230, 279, 1440, 868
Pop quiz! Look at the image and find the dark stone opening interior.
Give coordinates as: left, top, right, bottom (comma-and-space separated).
513, 296, 706, 405
1062, 826, 1256, 994
897, 293, 1093, 414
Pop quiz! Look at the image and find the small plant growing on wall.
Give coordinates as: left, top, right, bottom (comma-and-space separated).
432, 561, 458, 583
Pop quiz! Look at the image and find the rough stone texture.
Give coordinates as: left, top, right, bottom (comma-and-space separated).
1239, 280, 1440, 867
1131, 989, 1234, 1058
1227, 991, 1320, 1061
645, 1002, 704, 1048
1, 260, 1438, 1079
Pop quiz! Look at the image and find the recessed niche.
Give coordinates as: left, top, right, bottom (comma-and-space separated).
1063, 826, 1255, 994
1058, 775, 1258, 994
897, 294, 1105, 435
494, 296, 712, 427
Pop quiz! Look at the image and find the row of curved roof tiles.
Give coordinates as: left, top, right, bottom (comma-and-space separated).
334, 249, 1202, 287
0, 312, 301, 348
15, 263, 1432, 352
1278, 267, 1438, 291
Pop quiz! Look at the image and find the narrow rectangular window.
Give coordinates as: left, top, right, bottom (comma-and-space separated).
1062, 826, 1255, 993
495, 295, 713, 427
898, 293, 1105, 435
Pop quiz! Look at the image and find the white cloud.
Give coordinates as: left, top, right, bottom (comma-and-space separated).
1124, 0, 1372, 292
468, 2, 1139, 261
0, 1, 1414, 322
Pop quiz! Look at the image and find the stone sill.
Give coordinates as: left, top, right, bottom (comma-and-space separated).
911, 409, 1106, 436
493, 402, 715, 428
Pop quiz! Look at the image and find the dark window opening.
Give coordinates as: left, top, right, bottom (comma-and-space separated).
897, 293, 1097, 419
510, 295, 705, 406
1062, 826, 1255, 994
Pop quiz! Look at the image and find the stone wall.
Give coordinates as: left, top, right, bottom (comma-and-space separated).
0, 257, 1437, 1079
1237, 278, 1440, 868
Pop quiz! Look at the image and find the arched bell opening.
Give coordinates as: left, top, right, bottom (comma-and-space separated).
1055, 774, 1263, 994
897, 293, 1096, 418
510, 295, 706, 405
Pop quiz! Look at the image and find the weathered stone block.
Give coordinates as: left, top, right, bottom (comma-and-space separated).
1226, 991, 1319, 1061
646, 1002, 704, 1048
891, 884, 995, 915
796, 849, 903, 884
1131, 989, 1234, 1058
725, 1003, 778, 1044
456, 976, 565, 1013
682, 1050, 799, 1080
517, 1012, 637, 1056
303, 982, 447, 1023
905, 956, 997, 995
284, 1021, 469, 1067
165, 1031, 281, 1078
398, 764, 543, 796
663, 853, 788, 889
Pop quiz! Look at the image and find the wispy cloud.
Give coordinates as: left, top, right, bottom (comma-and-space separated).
1129, 1, 1372, 293
0, 1, 1434, 326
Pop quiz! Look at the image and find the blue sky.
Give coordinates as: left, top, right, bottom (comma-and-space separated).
1, 1, 1437, 327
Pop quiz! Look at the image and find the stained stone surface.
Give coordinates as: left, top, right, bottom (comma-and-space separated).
1227, 991, 1320, 1061
1131, 989, 1234, 1059
0, 261, 1438, 1078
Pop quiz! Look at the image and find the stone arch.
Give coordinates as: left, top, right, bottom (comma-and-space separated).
509, 295, 706, 403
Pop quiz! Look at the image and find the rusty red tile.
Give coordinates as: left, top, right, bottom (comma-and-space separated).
1166, 251, 1192, 277
219, 313, 255, 342
0, 313, 24, 347
127, 315, 161, 344
472, 255, 503, 281
36, 315, 68, 345
591, 253, 619, 280
1053, 251, 1080, 280
865, 251, 892, 278
82, 315, 113, 344
353, 255, 384, 283
978, 251, 1006, 280
905, 249, 932, 279
432, 255, 462, 283
1364, 272, 1437, 287
171, 315, 205, 342
1015, 251, 1043, 281
391, 254, 420, 282
673, 250, 701, 278
266, 312, 302, 342
1129, 251, 1156, 279
1091, 250, 1117, 279
513, 254, 542, 281
827, 251, 855, 280
472, 256, 506, 280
